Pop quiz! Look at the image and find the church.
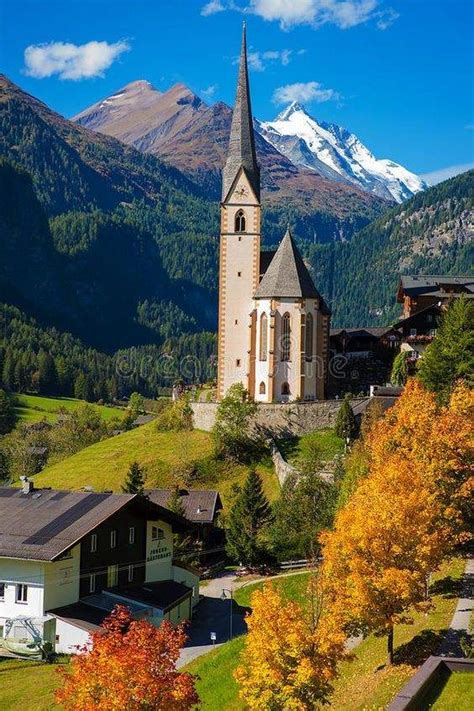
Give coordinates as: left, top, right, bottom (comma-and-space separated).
217, 25, 331, 403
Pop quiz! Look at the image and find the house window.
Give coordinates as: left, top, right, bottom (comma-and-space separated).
16, 584, 28, 603
237, 271, 242, 277
410, 328, 417, 337
259, 312, 268, 361
0, 626, 3, 639
429, 328, 437, 337
235, 209, 246, 233
427, 314, 433, 323
152, 526, 165, 541
0, 583, 5, 600
107, 565, 118, 587
281, 313, 291, 361
90, 533, 97, 553
128, 565, 134, 583
110, 530, 117, 549
129, 527, 135, 544
235, 319, 238, 325
236, 359, 241, 367
281, 382, 290, 396
305, 313, 313, 359
259, 382, 266, 395
89, 574, 96, 594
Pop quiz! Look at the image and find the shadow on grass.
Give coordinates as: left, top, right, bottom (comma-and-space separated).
429, 574, 466, 599
393, 629, 447, 667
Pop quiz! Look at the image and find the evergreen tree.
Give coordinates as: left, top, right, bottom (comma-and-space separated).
37, 351, 58, 395
74, 372, 87, 400
226, 470, 271, 567
418, 296, 474, 402
2, 354, 15, 391
167, 485, 186, 517
122, 461, 146, 495
334, 394, 358, 441
0, 389, 16, 434
390, 350, 410, 386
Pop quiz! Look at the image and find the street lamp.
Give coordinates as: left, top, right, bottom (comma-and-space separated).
220, 588, 234, 641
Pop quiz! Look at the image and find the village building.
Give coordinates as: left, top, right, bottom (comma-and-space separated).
217, 25, 330, 403
0, 480, 199, 658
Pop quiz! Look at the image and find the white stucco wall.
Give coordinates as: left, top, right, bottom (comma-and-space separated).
54, 617, 91, 655
43, 545, 81, 612
0, 558, 45, 620
172, 564, 200, 607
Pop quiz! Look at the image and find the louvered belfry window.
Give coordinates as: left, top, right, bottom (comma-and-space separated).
235, 209, 246, 232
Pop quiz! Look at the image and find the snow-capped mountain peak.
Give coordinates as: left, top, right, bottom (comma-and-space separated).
258, 104, 427, 202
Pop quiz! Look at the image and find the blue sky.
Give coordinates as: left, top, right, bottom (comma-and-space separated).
1, 0, 473, 179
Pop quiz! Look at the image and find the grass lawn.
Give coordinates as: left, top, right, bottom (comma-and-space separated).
0, 656, 68, 710
33, 425, 280, 507
234, 571, 311, 609
428, 671, 474, 710
185, 557, 466, 710
279, 429, 344, 467
14, 393, 122, 425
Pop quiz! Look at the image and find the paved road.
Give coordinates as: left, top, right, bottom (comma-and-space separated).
178, 571, 248, 667
439, 555, 473, 656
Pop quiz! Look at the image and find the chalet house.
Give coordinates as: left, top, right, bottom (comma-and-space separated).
396, 275, 474, 359
397, 275, 474, 318
147, 489, 224, 555
330, 327, 401, 357
0, 480, 199, 658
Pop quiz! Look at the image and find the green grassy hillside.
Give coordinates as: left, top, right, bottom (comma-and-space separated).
33, 423, 279, 506
14, 393, 122, 424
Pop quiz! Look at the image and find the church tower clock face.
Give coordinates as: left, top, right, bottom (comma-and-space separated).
235, 184, 249, 199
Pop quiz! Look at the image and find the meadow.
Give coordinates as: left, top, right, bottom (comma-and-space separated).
14, 393, 123, 424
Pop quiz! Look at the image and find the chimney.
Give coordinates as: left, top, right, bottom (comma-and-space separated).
20, 476, 34, 495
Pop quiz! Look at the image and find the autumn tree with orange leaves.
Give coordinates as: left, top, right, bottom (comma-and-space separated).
56, 605, 198, 711
321, 379, 473, 665
235, 579, 346, 710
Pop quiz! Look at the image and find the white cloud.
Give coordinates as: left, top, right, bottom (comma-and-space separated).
420, 163, 474, 186
203, 0, 398, 30
239, 48, 295, 71
24, 40, 130, 80
201, 83, 218, 98
201, 0, 225, 16
273, 80, 339, 104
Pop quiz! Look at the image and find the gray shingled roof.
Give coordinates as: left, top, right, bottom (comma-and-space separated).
0, 487, 191, 561
222, 23, 260, 201
146, 489, 222, 524
399, 275, 474, 297
254, 227, 321, 300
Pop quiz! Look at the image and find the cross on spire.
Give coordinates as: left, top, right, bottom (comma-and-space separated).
222, 22, 260, 201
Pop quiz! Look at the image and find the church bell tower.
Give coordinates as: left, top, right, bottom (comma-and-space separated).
217, 23, 261, 399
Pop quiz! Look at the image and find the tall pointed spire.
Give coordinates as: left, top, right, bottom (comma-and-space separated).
222, 22, 260, 201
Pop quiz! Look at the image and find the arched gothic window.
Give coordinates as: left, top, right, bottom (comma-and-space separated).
259, 312, 268, 361
281, 382, 290, 396
259, 381, 266, 395
235, 209, 246, 233
281, 312, 291, 361
305, 313, 313, 359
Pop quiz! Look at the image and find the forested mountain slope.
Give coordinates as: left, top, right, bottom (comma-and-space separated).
306, 170, 474, 326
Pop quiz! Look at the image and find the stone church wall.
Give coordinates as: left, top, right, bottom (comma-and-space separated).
191, 399, 366, 437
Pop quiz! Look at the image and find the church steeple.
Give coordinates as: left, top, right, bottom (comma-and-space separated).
222, 22, 260, 201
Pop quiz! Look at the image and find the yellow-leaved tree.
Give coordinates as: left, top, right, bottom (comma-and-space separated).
321, 379, 473, 664
235, 580, 346, 710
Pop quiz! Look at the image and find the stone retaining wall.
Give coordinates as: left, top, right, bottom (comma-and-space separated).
191, 399, 366, 437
